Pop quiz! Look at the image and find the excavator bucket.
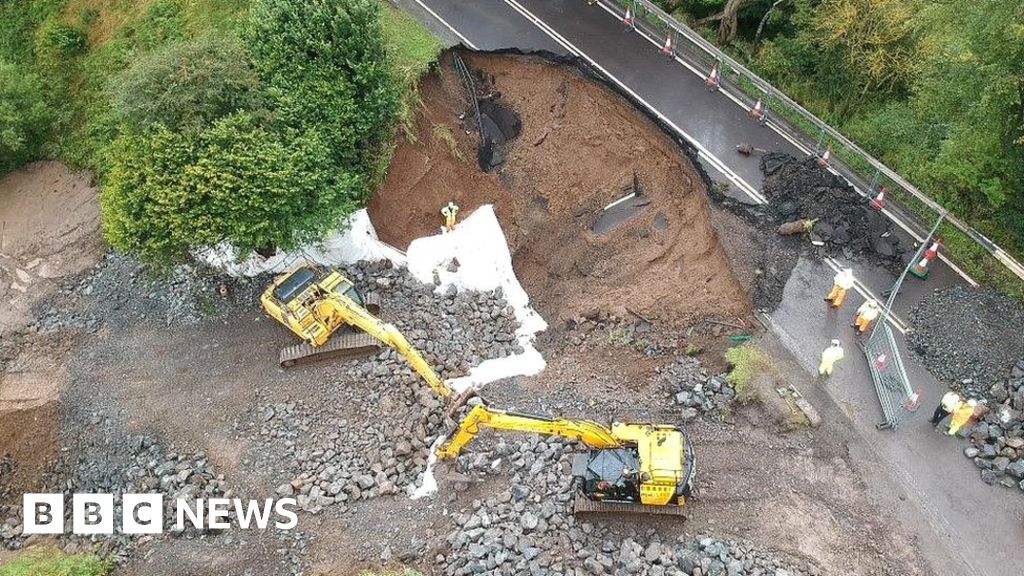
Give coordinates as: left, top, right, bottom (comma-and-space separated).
445, 388, 479, 418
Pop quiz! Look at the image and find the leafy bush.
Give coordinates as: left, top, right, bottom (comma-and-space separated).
34, 17, 87, 63
244, 0, 402, 181
724, 345, 773, 403
101, 113, 362, 263
109, 34, 265, 132
0, 59, 52, 170
0, 548, 109, 576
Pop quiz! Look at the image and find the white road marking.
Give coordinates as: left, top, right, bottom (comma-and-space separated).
408, 0, 479, 49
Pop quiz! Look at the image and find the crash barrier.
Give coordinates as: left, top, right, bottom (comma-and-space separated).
860, 326, 914, 430
596, 0, 1024, 291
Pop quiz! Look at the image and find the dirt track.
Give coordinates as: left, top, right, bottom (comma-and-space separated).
1, 53, 932, 575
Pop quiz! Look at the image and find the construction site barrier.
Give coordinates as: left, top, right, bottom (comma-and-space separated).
597, 0, 1024, 291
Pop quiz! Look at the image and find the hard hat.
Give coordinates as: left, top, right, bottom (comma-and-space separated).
831, 339, 840, 346
967, 399, 978, 407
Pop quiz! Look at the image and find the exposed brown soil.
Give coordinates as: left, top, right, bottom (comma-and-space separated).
0, 161, 103, 335
371, 52, 750, 329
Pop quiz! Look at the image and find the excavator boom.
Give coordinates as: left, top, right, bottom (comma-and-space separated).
261, 265, 458, 402
436, 404, 622, 459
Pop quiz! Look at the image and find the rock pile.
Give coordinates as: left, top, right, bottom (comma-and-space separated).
237, 263, 522, 513
759, 153, 902, 265
908, 286, 1024, 395
30, 252, 264, 333
438, 436, 814, 576
960, 359, 1024, 492
0, 434, 306, 567
658, 357, 735, 422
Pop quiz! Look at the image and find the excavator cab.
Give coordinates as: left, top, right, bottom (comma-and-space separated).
437, 403, 696, 516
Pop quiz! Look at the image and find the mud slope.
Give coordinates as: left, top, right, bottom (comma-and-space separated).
371, 52, 749, 328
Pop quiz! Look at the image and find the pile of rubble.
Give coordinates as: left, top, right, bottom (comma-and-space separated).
908, 286, 1024, 395
961, 359, 1024, 492
658, 357, 735, 422
759, 153, 902, 265
29, 252, 265, 334
238, 263, 522, 513
439, 435, 815, 576
0, 434, 309, 571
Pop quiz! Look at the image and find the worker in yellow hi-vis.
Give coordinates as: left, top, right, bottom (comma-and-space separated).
853, 299, 881, 333
948, 399, 977, 436
824, 268, 855, 308
818, 339, 845, 376
441, 201, 459, 232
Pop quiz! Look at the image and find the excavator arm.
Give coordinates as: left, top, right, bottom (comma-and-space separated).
436, 404, 623, 459
317, 294, 452, 399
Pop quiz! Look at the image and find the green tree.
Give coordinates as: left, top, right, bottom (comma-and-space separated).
0, 59, 52, 170
108, 34, 265, 132
244, 0, 401, 184
909, 0, 1024, 227
101, 113, 361, 263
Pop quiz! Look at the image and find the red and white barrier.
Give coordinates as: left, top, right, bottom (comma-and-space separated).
869, 186, 887, 211
817, 147, 832, 167
911, 240, 941, 279
705, 63, 720, 91
622, 5, 634, 28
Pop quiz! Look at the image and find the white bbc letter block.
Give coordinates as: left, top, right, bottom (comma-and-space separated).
23, 494, 64, 534
122, 494, 163, 534
73, 493, 114, 534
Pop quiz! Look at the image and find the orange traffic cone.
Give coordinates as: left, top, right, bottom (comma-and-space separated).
750, 99, 765, 122
911, 240, 941, 279
904, 389, 922, 412
818, 147, 832, 167
869, 186, 887, 211
661, 35, 673, 57
705, 63, 720, 91
623, 5, 634, 28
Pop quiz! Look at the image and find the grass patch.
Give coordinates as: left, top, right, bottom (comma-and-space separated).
432, 123, 464, 161
724, 345, 774, 403
381, 2, 442, 140
0, 548, 110, 576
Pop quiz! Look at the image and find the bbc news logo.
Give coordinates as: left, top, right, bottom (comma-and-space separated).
23, 494, 299, 535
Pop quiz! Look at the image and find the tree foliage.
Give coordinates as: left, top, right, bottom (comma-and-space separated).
101, 0, 404, 264
101, 113, 360, 262
244, 0, 401, 181
662, 0, 1024, 255
0, 59, 52, 170
108, 34, 265, 132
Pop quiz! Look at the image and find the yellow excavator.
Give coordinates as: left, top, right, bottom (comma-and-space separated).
437, 402, 696, 516
261, 264, 459, 403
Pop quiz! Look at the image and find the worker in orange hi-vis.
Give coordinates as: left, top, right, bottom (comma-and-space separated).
441, 201, 459, 232
853, 299, 881, 333
824, 268, 855, 308
948, 399, 977, 436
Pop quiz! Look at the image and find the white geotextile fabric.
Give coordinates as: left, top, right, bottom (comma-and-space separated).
197, 206, 548, 499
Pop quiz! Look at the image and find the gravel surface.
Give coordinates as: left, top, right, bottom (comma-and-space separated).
659, 357, 735, 423
438, 435, 816, 576
908, 286, 1024, 392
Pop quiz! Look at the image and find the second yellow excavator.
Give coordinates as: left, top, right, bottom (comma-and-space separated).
261, 264, 457, 402
437, 402, 696, 516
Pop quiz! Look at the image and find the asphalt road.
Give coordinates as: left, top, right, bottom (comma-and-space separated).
395, 2, 1023, 574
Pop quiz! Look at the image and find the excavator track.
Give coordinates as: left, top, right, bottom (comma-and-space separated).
279, 332, 382, 368
573, 495, 688, 518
